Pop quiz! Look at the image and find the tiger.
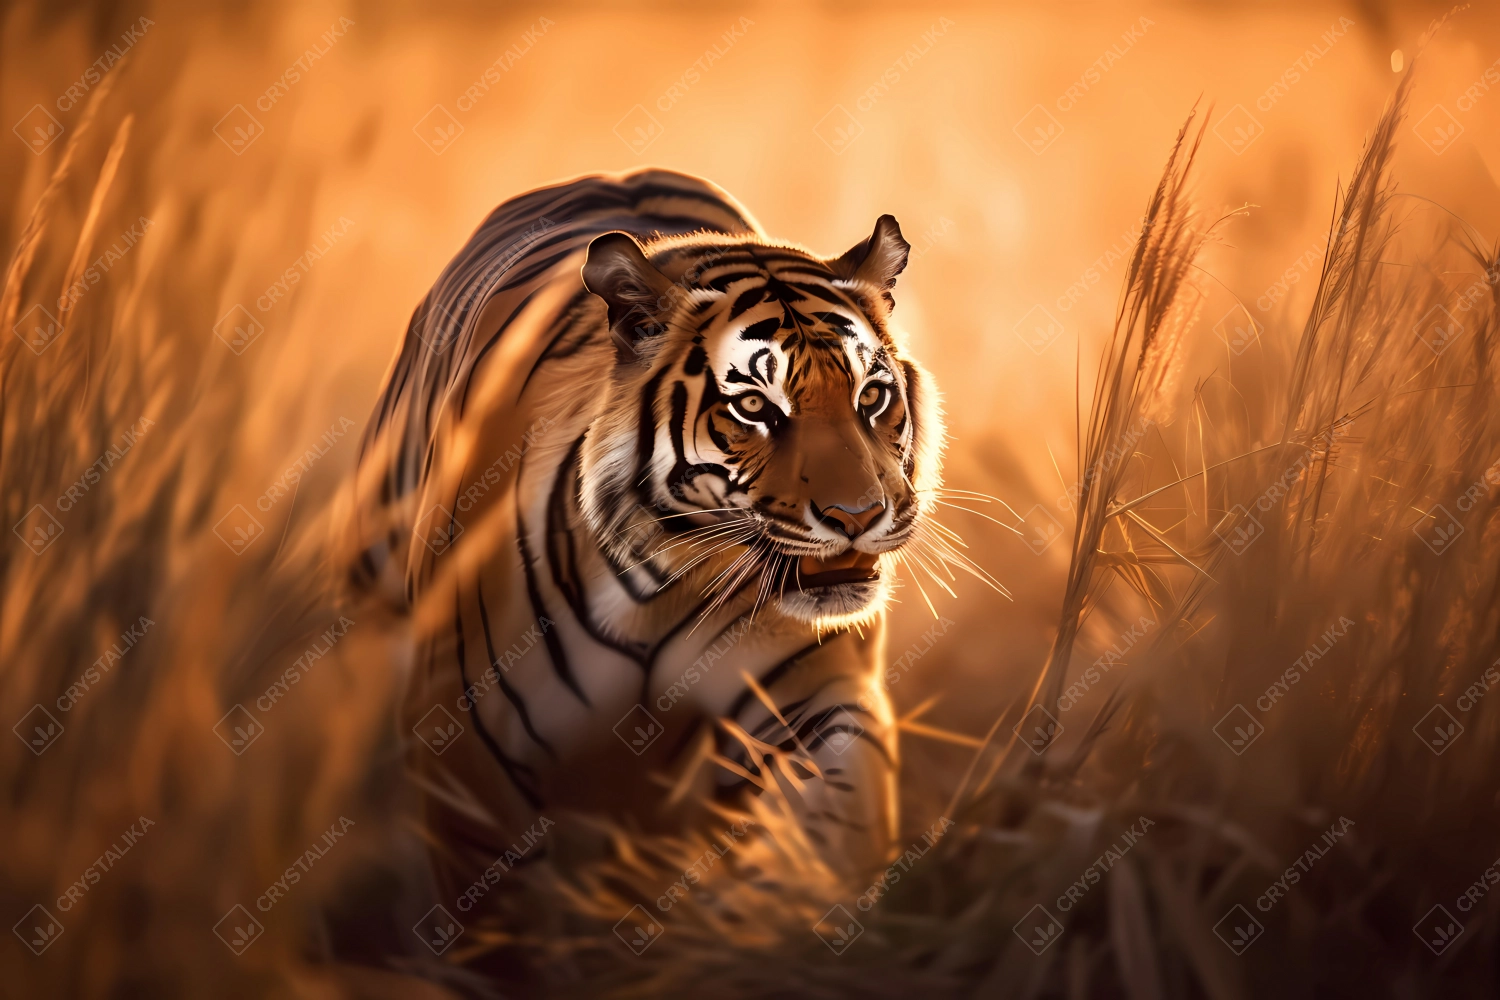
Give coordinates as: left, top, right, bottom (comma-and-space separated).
347, 168, 947, 903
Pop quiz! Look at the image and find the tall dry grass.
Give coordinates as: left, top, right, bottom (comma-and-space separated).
461, 72, 1500, 999
3, 6, 1500, 1000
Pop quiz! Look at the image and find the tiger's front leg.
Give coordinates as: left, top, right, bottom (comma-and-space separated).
726, 629, 899, 877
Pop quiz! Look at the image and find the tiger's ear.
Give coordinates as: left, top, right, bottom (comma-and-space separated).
830, 214, 910, 310
582, 232, 677, 348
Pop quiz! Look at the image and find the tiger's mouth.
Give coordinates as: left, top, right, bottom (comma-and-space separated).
792, 550, 880, 590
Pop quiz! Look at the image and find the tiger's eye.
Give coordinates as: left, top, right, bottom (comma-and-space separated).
739, 393, 764, 412
859, 385, 882, 407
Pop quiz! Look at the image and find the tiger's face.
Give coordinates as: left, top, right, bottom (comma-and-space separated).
579, 216, 942, 626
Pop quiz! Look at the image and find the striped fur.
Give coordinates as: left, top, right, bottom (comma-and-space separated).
348, 169, 945, 893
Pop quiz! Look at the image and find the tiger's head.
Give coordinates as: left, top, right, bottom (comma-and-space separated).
577, 216, 943, 626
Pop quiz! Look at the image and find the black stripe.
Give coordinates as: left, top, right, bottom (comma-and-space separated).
515, 460, 592, 706
547, 437, 651, 658
474, 576, 557, 756
459, 285, 546, 417
453, 589, 544, 807
726, 642, 822, 720
729, 286, 766, 319
740, 317, 780, 341
633, 366, 669, 507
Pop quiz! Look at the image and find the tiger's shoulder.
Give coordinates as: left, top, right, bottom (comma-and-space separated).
346, 169, 759, 606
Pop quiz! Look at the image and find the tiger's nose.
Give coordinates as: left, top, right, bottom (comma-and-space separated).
813, 500, 886, 539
